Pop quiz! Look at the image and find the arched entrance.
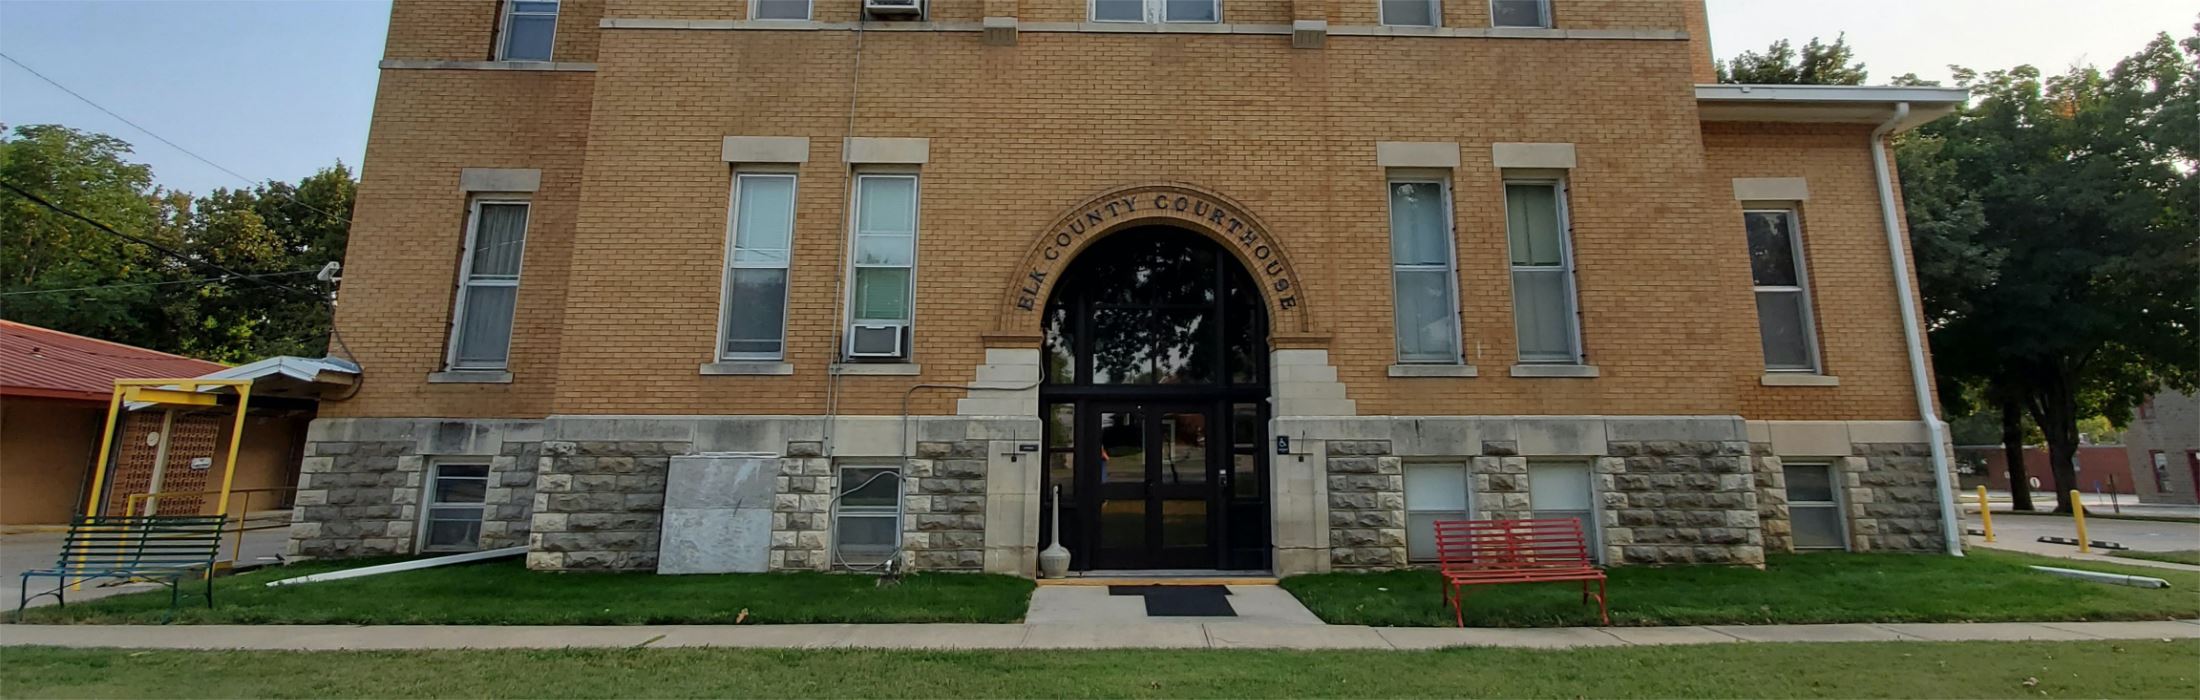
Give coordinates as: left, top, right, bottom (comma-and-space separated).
1037, 226, 1271, 571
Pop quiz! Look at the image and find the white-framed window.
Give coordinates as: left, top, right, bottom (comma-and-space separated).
1528, 460, 1599, 562
1745, 208, 1822, 373
720, 173, 797, 360
497, 1, 559, 61
834, 464, 901, 566
1388, 179, 1461, 364
1504, 181, 1582, 364
1404, 462, 1471, 562
1092, 0, 1220, 23
447, 199, 530, 371
419, 462, 490, 552
1490, 0, 1550, 28
752, 0, 812, 20
1381, 0, 1440, 26
846, 173, 918, 358
1782, 462, 1848, 550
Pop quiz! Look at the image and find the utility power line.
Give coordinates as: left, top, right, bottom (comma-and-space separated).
0, 51, 356, 228
0, 179, 319, 298
0, 269, 319, 297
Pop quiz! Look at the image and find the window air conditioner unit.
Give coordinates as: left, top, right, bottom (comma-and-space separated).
846, 323, 906, 359
864, 0, 923, 19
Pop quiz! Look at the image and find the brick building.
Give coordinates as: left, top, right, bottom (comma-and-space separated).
2126, 391, 2200, 505
296, 0, 1969, 575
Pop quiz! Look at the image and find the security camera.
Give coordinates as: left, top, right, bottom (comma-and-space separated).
317, 261, 343, 283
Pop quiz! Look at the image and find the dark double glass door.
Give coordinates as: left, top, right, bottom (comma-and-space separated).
1038, 226, 1271, 572
1089, 402, 1219, 570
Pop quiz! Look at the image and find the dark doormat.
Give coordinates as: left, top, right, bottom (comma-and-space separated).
1107, 585, 1236, 617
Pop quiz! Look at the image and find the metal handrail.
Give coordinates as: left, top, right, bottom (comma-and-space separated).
123, 487, 296, 565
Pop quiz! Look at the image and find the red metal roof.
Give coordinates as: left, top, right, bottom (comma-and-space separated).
0, 319, 226, 402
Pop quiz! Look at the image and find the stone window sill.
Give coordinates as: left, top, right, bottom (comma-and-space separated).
700, 361, 794, 376
1762, 373, 1840, 387
831, 362, 921, 376
427, 370, 512, 384
1509, 364, 1600, 378
1388, 364, 1479, 378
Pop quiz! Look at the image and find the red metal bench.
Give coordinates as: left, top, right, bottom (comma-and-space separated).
1434, 518, 1609, 627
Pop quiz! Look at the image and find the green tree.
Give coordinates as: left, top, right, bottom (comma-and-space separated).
1906, 30, 2200, 512
1, 124, 353, 363
163, 166, 355, 361
1717, 34, 1869, 85
0, 124, 176, 348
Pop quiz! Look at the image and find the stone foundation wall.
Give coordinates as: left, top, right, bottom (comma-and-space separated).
1314, 424, 1766, 571
296, 416, 1035, 574
1323, 440, 1404, 568
1850, 443, 1946, 551
1600, 440, 1760, 565
1294, 417, 1774, 572
903, 440, 990, 571
1757, 442, 1945, 553
289, 419, 542, 559
768, 437, 991, 572
525, 439, 683, 571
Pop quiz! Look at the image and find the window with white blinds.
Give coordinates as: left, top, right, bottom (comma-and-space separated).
448, 201, 529, 370
721, 174, 796, 360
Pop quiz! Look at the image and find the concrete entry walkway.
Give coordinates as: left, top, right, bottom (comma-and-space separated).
1025, 585, 1325, 625
5, 620, 2195, 651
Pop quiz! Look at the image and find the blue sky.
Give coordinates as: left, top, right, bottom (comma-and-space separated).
0, 1, 2192, 195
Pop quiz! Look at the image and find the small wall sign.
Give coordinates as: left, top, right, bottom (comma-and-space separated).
188, 457, 212, 470
1274, 436, 1290, 455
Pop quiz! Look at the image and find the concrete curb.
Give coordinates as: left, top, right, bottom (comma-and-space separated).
3, 620, 2196, 651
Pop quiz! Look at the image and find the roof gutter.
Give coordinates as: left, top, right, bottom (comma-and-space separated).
1869, 102, 1963, 556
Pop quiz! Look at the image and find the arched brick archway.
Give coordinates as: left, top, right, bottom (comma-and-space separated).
992, 183, 1322, 344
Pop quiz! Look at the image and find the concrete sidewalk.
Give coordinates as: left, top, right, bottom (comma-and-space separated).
5, 620, 2196, 651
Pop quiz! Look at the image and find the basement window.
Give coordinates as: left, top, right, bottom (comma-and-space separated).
1404, 462, 1471, 562
1528, 460, 1600, 562
420, 463, 489, 552
834, 465, 901, 567
1783, 463, 1848, 550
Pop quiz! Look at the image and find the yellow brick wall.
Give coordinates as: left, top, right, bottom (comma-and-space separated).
330, 1, 1919, 423
387, 0, 603, 62
1701, 122, 1925, 421
322, 70, 594, 419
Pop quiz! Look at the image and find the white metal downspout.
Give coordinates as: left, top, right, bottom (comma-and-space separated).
1870, 102, 1963, 556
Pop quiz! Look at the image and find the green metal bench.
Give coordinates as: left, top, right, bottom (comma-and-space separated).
17, 514, 228, 622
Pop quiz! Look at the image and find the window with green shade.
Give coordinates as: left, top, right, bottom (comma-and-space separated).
847, 174, 918, 354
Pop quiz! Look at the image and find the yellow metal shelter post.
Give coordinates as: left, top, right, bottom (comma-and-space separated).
74, 378, 256, 589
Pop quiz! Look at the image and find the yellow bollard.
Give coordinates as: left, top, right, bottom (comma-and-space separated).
2070, 490, 2089, 554
1977, 486, 1995, 543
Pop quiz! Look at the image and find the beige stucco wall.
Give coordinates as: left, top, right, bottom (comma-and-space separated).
0, 398, 106, 525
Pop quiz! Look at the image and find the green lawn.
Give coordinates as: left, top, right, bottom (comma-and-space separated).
1281, 550, 2200, 627
2115, 550, 2200, 566
10, 558, 1033, 625
4, 641, 2194, 698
